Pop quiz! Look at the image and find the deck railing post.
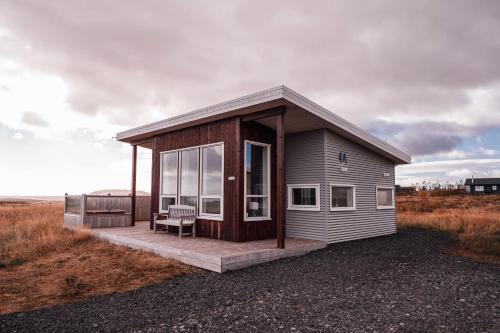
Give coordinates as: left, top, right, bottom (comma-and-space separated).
276, 110, 286, 249
81, 194, 87, 225
64, 193, 67, 214
131, 145, 137, 226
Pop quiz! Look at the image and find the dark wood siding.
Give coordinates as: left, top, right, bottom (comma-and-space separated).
150, 116, 281, 242
240, 121, 277, 241
150, 117, 240, 241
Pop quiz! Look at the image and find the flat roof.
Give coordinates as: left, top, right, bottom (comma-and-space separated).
116, 85, 411, 164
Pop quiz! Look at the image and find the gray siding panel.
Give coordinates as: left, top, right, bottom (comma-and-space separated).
325, 130, 396, 243
285, 130, 327, 241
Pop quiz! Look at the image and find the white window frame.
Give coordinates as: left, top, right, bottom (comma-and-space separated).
475, 185, 484, 192
330, 183, 356, 211
199, 144, 224, 219
376, 186, 395, 209
159, 142, 224, 221
287, 184, 320, 211
159, 151, 179, 213
179, 147, 200, 209
244, 140, 271, 221
493, 185, 497, 191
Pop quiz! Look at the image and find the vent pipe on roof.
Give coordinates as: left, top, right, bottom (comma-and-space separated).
471, 175, 474, 184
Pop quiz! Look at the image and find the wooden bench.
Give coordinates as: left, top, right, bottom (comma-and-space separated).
153, 205, 196, 238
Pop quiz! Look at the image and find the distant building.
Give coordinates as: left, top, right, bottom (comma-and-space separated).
464, 178, 500, 194
395, 185, 416, 195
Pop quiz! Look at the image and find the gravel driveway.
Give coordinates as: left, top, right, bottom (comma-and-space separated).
1, 229, 499, 332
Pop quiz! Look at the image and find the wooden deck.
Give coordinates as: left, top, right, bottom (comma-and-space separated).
90, 222, 326, 273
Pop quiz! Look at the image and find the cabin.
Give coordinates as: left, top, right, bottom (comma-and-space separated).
116, 86, 411, 249
465, 178, 500, 194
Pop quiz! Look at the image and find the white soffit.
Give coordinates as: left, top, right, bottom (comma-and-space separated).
116, 86, 411, 164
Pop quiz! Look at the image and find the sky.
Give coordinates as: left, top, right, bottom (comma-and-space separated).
0, 0, 499, 195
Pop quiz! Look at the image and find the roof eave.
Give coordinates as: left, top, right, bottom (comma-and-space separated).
116, 85, 412, 165
115, 85, 285, 142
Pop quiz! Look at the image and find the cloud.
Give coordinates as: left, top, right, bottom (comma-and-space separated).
0, 1, 499, 193
0, 0, 499, 129
396, 159, 500, 186
369, 120, 476, 156
0, 123, 151, 195
22, 111, 49, 127
12, 132, 24, 140
477, 147, 499, 156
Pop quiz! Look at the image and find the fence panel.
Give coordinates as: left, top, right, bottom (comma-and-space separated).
65, 195, 82, 214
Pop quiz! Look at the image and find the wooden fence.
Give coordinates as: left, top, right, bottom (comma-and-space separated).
64, 194, 150, 228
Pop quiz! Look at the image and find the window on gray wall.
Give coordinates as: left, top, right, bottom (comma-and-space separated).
287, 184, 320, 211
376, 186, 394, 209
330, 184, 356, 211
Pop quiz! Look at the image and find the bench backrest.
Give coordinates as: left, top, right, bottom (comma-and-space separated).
169, 205, 196, 221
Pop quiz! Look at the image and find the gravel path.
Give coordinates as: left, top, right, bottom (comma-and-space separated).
1, 229, 499, 332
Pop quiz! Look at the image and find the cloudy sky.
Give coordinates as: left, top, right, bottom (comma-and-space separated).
1, 0, 499, 196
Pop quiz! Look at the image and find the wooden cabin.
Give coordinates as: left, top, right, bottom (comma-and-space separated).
117, 86, 411, 248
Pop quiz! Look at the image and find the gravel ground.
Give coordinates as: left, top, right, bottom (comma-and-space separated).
1, 229, 499, 332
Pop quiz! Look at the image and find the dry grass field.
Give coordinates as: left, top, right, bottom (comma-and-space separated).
397, 192, 500, 261
1, 195, 497, 315
0, 201, 196, 315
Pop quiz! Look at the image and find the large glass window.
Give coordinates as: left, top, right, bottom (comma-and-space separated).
159, 143, 224, 219
376, 186, 394, 209
245, 141, 270, 220
179, 148, 199, 211
331, 184, 356, 211
200, 145, 223, 216
160, 152, 178, 211
287, 184, 320, 211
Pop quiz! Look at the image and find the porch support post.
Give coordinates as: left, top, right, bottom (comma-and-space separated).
235, 116, 242, 242
276, 111, 286, 249
131, 144, 137, 226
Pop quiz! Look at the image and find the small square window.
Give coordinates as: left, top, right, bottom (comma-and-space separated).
287, 185, 320, 211
493, 186, 497, 191
376, 186, 394, 209
330, 184, 356, 211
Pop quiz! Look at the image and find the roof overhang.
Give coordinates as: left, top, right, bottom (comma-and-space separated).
116, 86, 411, 164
